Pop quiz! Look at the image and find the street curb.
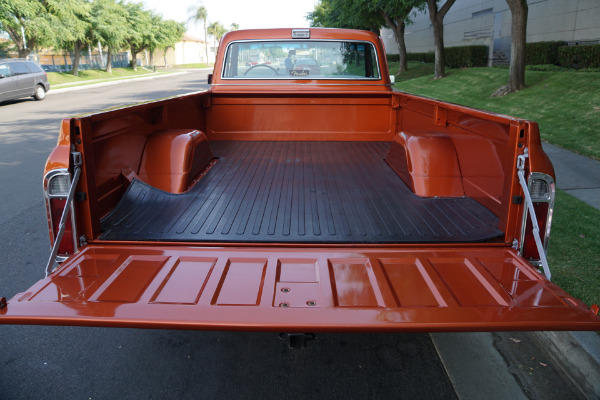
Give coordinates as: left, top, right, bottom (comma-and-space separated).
47, 70, 195, 95
530, 331, 600, 398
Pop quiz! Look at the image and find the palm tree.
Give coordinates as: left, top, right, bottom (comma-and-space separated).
230, 22, 239, 31
208, 21, 227, 47
188, 3, 208, 63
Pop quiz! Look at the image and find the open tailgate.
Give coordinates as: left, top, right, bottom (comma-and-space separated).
1, 244, 599, 331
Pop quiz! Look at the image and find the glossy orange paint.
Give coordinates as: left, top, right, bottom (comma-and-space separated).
1, 244, 598, 331
138, 130, 213, 193
386, 132, 465, 197
25, 28, 589, 333
43, 85, 546, 250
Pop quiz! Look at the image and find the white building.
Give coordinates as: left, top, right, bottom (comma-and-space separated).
382, 0, 600, 63
153, 33, 213, 67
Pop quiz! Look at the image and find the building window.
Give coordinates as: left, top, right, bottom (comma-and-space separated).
472, 8, 493, 18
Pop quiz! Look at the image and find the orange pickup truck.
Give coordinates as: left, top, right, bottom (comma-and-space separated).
1, 28, 598, 334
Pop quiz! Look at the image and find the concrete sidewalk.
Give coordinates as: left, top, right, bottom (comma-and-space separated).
542, 142, 600, 209
538, 142, 600, 399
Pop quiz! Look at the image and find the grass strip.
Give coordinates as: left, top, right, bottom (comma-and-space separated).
168, 63, 213, 69
48, 67, 165, 86
390, 62, 600, 159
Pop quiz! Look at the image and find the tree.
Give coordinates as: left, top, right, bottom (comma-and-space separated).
122, 1, 152, 71
207, 21, 226, 47
426, 0, 456, 79
54, 0, 92, 76
90, 0, 128, 73
506, 0, 528, 92
307, 0, 382, 33
154, 19, 185, 67
307, 0, 425, 74
188, 3, 208, 63
230, 22, 239, 31
0, 0, 57, 58
370, 0, 426, 74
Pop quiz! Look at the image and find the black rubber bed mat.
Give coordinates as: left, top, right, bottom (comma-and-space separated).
100, 141, 503, 243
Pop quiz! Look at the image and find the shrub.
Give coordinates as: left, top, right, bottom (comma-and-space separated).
445, 45, 488, 68
407, 52, 435, 63
525, 41, 564, 65
558, 44, 600, 69
386, 54, 399, 63
405, 46, 488, 68
525, 64, 569, 72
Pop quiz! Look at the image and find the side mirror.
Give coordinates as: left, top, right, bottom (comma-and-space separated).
207, 73, 213, 84
389, 75, 396, 85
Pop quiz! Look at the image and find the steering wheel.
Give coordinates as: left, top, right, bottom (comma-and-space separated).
244, 64, 279, 77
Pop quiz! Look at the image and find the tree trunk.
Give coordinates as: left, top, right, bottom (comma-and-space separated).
381, 12, 408, 74
432, 18, 445, 79
427, 0, 457, 79
204, 21, 209, 63
130, 46, 137, 71
106, 49, 113, 73
72, 42, 83, 76
6, 27, 30, 59
17, 47, 30, 58
163, 47, 169, 67
507, 0, 528, 92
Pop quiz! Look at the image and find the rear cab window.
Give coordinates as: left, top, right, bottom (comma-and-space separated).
222, 40, 381, 80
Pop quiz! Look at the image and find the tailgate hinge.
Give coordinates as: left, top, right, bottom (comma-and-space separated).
45, 152, 83, 277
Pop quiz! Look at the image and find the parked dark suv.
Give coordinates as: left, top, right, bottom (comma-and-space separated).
0, 59, 50, 102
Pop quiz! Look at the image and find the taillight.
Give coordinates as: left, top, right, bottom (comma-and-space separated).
44, 170, 77, 259
520, 173, 555, 264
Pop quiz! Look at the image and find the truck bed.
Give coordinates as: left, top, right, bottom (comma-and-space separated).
100, 141, 502, 243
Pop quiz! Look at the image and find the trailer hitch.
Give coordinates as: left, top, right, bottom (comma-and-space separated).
279, 333, 316, 349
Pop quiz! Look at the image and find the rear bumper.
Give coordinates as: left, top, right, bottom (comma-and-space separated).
2, 244, 599, 332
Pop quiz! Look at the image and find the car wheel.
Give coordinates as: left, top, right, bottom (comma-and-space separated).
33, 85, 46, 101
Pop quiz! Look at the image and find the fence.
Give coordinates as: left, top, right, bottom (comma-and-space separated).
37, 52, 129, 72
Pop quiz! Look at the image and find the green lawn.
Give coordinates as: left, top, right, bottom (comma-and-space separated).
549, 190, 600, 307
390, 62, 600, 160
48, 67, 162, 86
389, 61, 600, 307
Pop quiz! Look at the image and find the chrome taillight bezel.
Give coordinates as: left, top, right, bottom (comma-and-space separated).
43, 168, 78, 261
519, 172, 555, 264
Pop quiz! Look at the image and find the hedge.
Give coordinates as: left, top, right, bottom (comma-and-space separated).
389, 45, 488, 68
445, 45, 488, 68
525, 41, 564, 65
406, 52, 435, 64
558, 44, 600, 69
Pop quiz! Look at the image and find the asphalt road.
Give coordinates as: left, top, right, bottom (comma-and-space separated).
0, 70, 460, 399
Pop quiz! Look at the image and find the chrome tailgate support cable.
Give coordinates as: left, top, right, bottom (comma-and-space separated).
45, 152, 82, 277
517, 148, 552, 280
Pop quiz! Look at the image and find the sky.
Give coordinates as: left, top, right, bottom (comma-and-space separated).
141, 0, 319, 39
